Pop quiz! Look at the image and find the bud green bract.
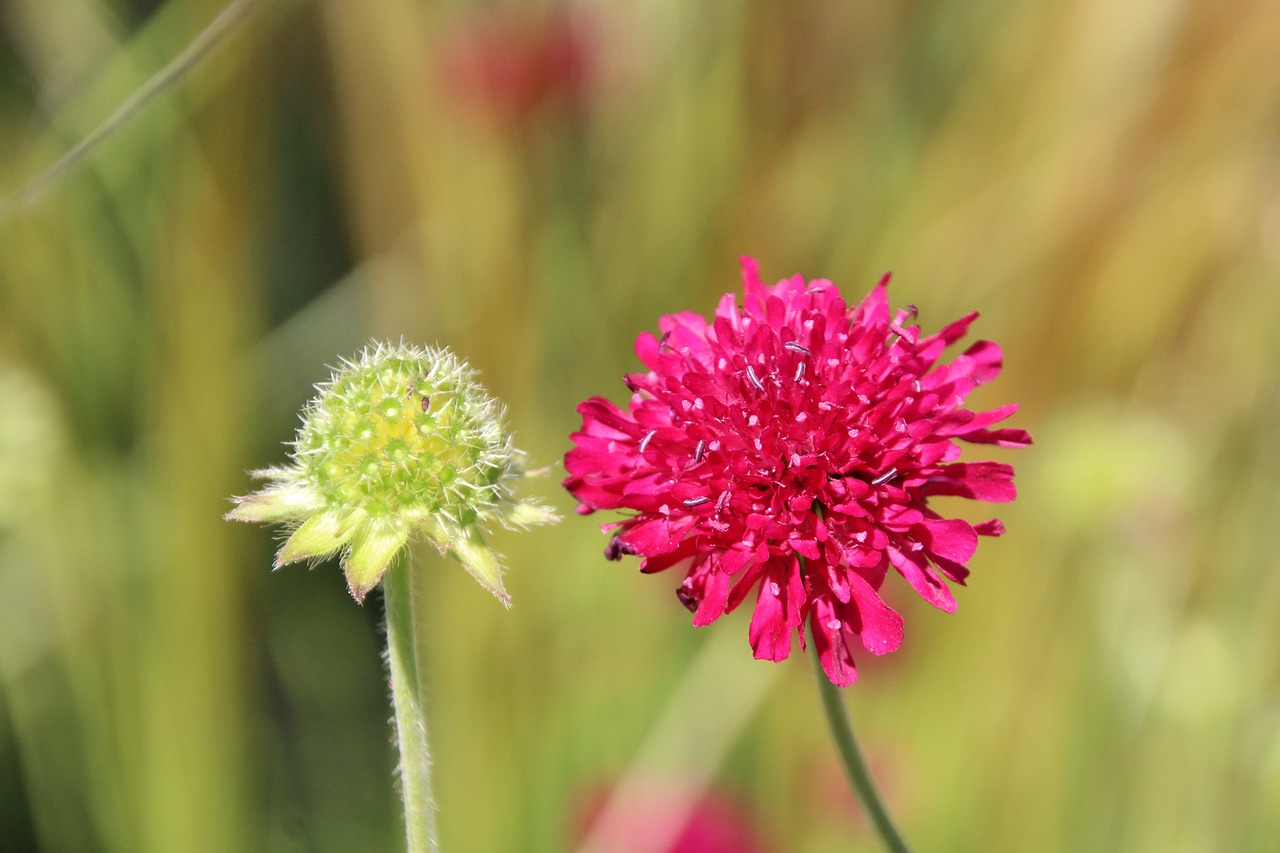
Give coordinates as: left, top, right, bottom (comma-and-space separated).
228, 343, 556, 603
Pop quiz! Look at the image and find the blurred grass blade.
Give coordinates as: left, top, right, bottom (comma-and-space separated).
0, 0, 270, 217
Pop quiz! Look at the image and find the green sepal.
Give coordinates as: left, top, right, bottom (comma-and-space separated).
344, 519, 411, 603
501, 499, 560, 529
449, 525, 510, 607
275, 510, 363, 567
225, 482, 323, 523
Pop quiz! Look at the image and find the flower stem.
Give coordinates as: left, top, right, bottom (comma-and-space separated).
809, 631, 911, 853
384, 554, 438, 853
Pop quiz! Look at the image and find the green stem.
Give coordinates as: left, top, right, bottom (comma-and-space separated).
384, 555, 438, 853
810, 628, 911, 853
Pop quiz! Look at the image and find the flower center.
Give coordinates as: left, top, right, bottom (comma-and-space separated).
298, 356, 506, 519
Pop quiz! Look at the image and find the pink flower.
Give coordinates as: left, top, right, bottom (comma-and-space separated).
573, 781, 774, 853
564, 258, 1031, 686
441, 7, 597, 127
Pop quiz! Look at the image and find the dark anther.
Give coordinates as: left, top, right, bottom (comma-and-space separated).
794, 362, 806, 382
604, 538, 634, 561
676, 587, 698, 613
420, 396, 431, 413
784, 341, 812, 356
693, 439, 706, 463
906, 303, 919, 319
745, 365, 765, 391
623, 375, 642, 393
683, 496, 710, 507
871, 467, 899, 486
716, 490, 731, 514
639, 429, 656, 453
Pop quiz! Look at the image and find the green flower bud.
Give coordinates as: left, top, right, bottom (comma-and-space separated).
227, 343, 557, 604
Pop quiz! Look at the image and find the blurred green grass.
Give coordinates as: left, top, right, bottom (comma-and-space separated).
2, 0, 1278, 851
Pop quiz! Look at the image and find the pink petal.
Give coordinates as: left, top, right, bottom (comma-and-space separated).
635, 331, 663, 371
825, 562, 852, 604
725, 559, 765, 613
789, 536, 821, 560
850, 272, 891, 329
973, 519, 1006, 536
932, 311, 979, 346
748, 573, 792, 662
693, 567, 731, 627
810, 597, 859, 687
888, 546, 957, 613
919, 462, 1017, 502
961, 340, 1003, 383
961, 427, 1034, 447
847, 571, 905, 655
934, 403, 1019, 437
620, 515, 696, 556
915, 517, 978, 564
574, 397, 638, 438
931, 554, 971, 584
638, 537, 699, 574
739, 256, 766, 300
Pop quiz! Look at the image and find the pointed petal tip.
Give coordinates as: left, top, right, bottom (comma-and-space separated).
222, 484, 323, 523
277, 512, 361, 566
739, 256, 765, 295
343, 521, 409, 600
248, 466, 293, 481
348, 579, 376, 605
468, 572, 512, 608
272, 548, 308, 570
224, 496, 273, 523
825, 666, 859, 688
504, 501, 561, 529
450, 528, 513, 608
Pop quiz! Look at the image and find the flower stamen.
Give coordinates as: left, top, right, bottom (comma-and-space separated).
870, 468, 899, 487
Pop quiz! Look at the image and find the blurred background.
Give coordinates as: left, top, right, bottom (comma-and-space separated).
1, 0, 1278, 850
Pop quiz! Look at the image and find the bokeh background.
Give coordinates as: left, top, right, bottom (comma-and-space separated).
2, 1, 1278, 851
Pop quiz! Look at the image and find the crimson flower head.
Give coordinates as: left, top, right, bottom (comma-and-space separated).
564, 258, 1031, 686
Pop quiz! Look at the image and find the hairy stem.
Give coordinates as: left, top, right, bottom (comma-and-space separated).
384, 555, 438, 853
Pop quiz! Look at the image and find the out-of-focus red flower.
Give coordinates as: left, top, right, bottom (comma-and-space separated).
441, 7, 597, 126
573, 781, 774, 853
564, 258, 1031, 686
